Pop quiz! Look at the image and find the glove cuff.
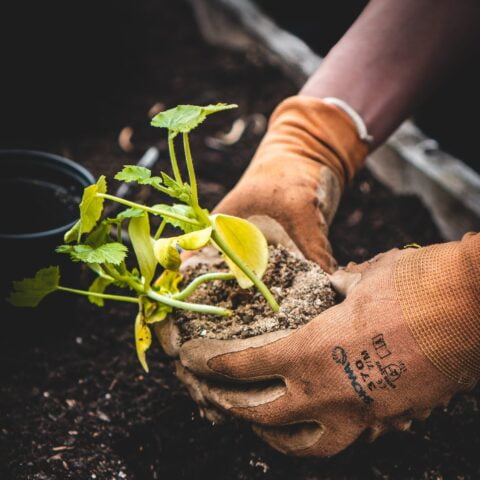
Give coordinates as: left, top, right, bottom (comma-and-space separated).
263, 95, 369, 186
395, 233, 480, 386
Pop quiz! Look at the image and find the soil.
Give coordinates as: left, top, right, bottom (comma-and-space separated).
175, 245, 335, 342
1, 1, 479, 479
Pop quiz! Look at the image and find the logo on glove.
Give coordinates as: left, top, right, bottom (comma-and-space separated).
332, 346, 374, 405
332, 346, 347, 365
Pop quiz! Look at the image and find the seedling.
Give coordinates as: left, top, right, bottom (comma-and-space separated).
8, 103, 278, 371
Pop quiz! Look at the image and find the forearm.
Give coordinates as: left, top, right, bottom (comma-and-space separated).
300, 0, 480, 149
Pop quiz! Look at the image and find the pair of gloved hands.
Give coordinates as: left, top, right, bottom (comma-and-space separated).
157, 96, 480, 457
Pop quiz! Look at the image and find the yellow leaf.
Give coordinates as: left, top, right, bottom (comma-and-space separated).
210, 214, 268, 288
128, 213, 157, 286
177, 227, 212, 250
154, 270, 183, 294
145, 305, 171, 324
153, 238, 181, 271
135, 312, 152, 373
141, 295, 172, 324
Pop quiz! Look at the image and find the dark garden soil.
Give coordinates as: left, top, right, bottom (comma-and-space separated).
175, 245, 335, 342
1, 1, 479, 479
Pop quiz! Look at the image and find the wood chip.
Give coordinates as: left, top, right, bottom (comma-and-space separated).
206, 118, 246, 149
48, 454, 63, 461
96, 410, 111, 423
118, 126, 134, 152
108, 378, 118, 391
148, 102, 165, 118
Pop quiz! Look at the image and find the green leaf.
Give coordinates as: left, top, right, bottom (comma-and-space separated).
74, 176, 107, 242
64, 220, 81, 244
151, 103, 238, 136
85, 221, 110, 248
211, 214, 268, 288
135, 311, 152, 373
115, 166, 191, 202
56, 242, 128, 265
88, 276, 113, 307
151, 204, 201, 233
7, 266, 60, 307
56, 244, 74, 254
114, 165, 162, 186
161, 172, 179, 189
152, 238, 181, 271
202, 104, 238, 114
160, 173, 192, 203
88, 263, 115, 281
116, 208, 145, 220
82, 208, 144, 244
128, 213, 157, 286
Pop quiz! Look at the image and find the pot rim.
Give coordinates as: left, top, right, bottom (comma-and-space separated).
0, 149, 95, 240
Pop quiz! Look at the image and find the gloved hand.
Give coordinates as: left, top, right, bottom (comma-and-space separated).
155, 95, 368, 356
214, 95, 368, 273
177, 234, 480, 456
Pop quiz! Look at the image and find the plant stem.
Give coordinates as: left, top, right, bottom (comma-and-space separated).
154, 219, 166, 240
174, 272, 235, 300
97, 193, 201, 226
58, 286, 139, 304
147, 289, 231, 316
182, 133, 198, 208
211, 230, 279, 312
116, 223, 122, 243
182, 133, 210, 225
103, 264, 144, 292
168, 133, 182, 184
151, 181, 175, 197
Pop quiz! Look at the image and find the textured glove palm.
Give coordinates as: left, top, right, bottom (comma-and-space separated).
179, 235, 480, 456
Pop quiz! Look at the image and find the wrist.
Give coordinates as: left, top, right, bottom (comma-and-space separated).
259, 95, 368, 186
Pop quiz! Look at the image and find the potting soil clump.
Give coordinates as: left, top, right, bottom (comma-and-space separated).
175, 245, 335, 342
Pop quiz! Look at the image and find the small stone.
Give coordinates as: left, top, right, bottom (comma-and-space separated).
96, 410, 111, 423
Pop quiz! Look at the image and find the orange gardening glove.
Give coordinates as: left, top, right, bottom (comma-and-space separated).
178, 233, 480, 456
214, 95, 368, 273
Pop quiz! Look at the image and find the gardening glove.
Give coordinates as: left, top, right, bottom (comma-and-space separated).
177, 233, 480, 456
155, 96, 368, 357
214, 95, 368, 273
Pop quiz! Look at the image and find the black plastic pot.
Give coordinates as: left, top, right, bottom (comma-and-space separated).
0, 150, 94, 325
